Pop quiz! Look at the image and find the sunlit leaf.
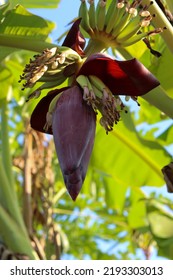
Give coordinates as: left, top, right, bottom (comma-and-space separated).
148, 211, 173, 238
104, 176, 128, 214
92, 111, 171, 189
0, 5, 55, 40
0, 0, 173, 260
10, 0, 60, 9
157, 237, 173, 259
150, 47, 173, 98
134, 98, 163, 125
0, 2, 9, 20
0, 5, 55, 61
0, 66, 13, 99
128, 188, 148, 228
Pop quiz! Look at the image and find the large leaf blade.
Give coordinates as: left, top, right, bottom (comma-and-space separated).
0, 5, 55, 40
10, 0, 60, 9
91, 111, 171, 189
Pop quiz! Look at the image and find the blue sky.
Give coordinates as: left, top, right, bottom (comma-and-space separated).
31, 0, 80, 44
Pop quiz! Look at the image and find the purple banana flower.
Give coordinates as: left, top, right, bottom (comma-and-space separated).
31, 86, 96, 200
52, 86, 96, 200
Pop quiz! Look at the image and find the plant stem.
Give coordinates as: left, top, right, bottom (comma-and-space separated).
142, 86, 173, 119
0, 158, 13, 210
141, 0, 173, 54
23, 122, 33, 236
0, 205, 37, 259
0, 98, 30, 237
1, 99, 14, 188
0, 157, 35, 257
84, 38, 106, 56
0, 158, 28, 236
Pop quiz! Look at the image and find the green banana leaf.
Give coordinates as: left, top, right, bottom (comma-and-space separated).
0, 5, 54, 40
146, 199, 173, 259
0, 4, 55, 61
7, 0, 60, 9
91, 111, 171, 189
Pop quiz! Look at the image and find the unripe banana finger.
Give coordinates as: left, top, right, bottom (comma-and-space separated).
26, 79, 64, 102
76, 74, 88, 89
79, 0, 93, 35
96, 0, 106, 32
112, 11, 131, 38
116, 16, 141, 42
88, 81, 102, 99
62, 48, 81, 61
105, 0, 116, 27
44, 92, 64, 131
111, 2, 126, 27
48, 92, 63, 113
116, 25, 141, 43
105, 1, 120, 34
88, 75, 111, 96
121, 32, 148, 47
88, 0, 96, 30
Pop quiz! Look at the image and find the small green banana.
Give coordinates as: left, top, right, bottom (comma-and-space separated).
79, 0, 92, 34
89, 75, 106, 91
48, 92, 63, 113
26, 78, 66, 102
112, 9, 132, 38
88, 80, 102, 99
88, 75, 111, 98
105, 0, 115, 26
56, 46, 80, 57
88, 0, 96, 30
116, 16, 141, 42
39, 71, 65, 81
61, 48, 81, 62
44, 92, 63, 131
96, 0, 106, 32
76, 74, 88, 89
85, 75, 93, 92
121, 32, 148, 47
105, 1, 119, 34
76, 75, 98, 107
111, 2, 126, 25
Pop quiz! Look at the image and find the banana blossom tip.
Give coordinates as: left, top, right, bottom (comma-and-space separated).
52, 86, 96, 200
31, 86, 96, 201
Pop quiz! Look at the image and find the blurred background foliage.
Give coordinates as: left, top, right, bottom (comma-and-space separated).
0, 0, 173, 260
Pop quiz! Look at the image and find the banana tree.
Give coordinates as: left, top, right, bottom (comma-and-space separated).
0, 0, 173, 260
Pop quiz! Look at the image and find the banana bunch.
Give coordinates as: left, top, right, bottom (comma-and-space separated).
19, 46, 82, 101
78, 0, 162, 48
79, 0, 107, 34
26, 73, 67, 102
76, 74, 126, 133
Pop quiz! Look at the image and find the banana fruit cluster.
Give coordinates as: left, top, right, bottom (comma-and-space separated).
76, 74, 126, 133
19, 46, 81, 101
79, 0, 163, 48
